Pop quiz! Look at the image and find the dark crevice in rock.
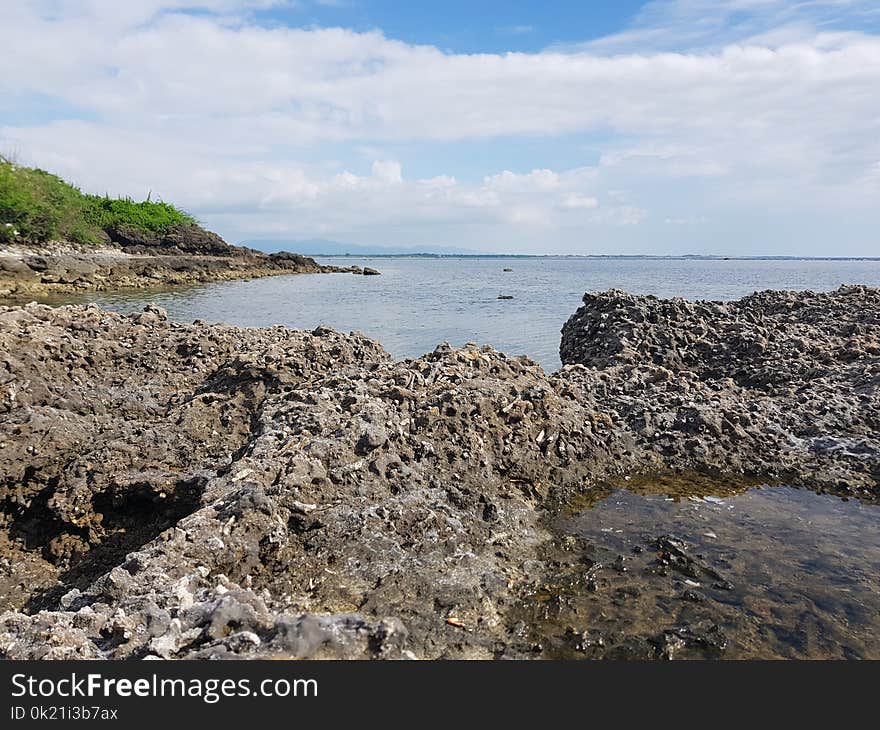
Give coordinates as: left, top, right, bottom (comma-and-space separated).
22, 475, 206, 613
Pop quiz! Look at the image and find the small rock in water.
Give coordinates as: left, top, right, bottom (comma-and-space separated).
681, 589, 707, 603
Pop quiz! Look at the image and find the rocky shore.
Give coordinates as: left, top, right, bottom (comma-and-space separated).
0, 285, 877, 659
559, 286, 879, 495
0, 223, 376, 298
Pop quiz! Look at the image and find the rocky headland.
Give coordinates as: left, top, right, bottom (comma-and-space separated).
0, 158, 379, 297
0, 285, 876, 659
0, 223, 377, 298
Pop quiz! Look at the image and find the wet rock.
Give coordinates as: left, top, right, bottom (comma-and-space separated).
603, 636, 658, 660
663, 622, 728, 657
681, 589, 706, 603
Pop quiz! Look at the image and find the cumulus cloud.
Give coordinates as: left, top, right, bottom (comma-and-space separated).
1, 0, 879, 253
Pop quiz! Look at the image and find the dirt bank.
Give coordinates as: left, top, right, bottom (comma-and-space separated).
0, 285, 876, 659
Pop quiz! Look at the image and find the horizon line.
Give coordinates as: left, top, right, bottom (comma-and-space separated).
300, 253, 880, 261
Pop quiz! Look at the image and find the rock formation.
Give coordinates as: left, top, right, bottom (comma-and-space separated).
0, 286, 876, 658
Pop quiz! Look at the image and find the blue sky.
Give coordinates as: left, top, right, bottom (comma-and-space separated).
2, 1, 880, 255
255, 1, 649, 54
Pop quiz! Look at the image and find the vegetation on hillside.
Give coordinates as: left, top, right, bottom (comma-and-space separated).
0, 156, 195, 245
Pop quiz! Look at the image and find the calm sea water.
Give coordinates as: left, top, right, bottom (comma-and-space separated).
71, 257, 880, 371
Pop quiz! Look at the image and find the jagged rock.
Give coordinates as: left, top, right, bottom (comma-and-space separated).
558, 286, 880, 494
0, 286, 876, 659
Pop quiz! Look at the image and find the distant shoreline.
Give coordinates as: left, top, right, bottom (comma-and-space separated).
311, 253, 880, 261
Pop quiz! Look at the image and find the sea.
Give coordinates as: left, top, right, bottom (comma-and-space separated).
71, 256, 880, 371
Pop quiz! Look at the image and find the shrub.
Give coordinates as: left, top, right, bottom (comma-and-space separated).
0, 156, 195, 245
83, 195, 195, 233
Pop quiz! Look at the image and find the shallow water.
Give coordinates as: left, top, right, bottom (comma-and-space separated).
42, 256, 880, 371
516, 475, 880, 659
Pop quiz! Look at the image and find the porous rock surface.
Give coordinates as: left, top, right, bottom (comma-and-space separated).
560, 286, 879, 492
0, 285, 876, 659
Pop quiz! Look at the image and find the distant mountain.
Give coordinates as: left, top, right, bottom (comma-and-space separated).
237, 239, 880, 260
239, 238, 481, 256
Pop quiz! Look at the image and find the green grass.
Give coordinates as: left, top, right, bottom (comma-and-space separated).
0, 156, 195, 245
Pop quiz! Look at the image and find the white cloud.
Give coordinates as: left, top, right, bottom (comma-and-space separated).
600, 146, 729, 178
574, 0, 880, 54
371, 160, 403, 184
1, 1, 879, 253
484, 169, 561, 191
560, 193, 599, 210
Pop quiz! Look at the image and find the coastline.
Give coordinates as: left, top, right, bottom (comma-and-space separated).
0, 242, 378, 298
0, 285, 876, 659
0, 159, 376, 296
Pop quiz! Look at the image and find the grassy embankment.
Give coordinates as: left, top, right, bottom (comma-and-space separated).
0, 156, 194, 246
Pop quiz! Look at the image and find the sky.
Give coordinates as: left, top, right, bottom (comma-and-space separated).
2, 0, 880, 255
